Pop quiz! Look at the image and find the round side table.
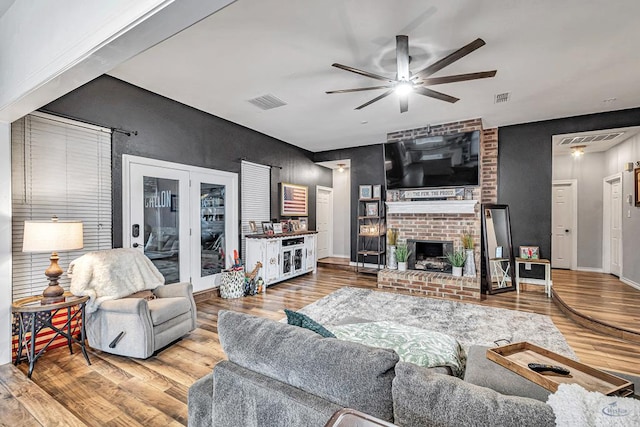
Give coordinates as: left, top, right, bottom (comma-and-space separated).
12, 292, 91, 378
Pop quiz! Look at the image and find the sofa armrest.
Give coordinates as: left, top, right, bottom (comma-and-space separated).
153, 282, 192, 298
98, 298, 147, 314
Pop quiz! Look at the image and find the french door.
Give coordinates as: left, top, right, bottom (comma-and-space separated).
124, 156, 238, 292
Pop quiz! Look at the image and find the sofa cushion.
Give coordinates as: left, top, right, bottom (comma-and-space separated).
464, 345, 551, 402
218, 310, 399, 422
284, 309, 335, 338
147, 297, 191, 325
392, 362, 556, 427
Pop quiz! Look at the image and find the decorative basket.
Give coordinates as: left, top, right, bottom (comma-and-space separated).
220, 269, 245, 299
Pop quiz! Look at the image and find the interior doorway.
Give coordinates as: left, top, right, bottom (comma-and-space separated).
603, 173, 623, 276
314, 160, 351, 260
316, 186, 333, 259
551, 180, 577, 269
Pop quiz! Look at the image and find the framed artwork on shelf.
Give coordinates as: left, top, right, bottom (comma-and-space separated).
359, 185, 372, 199
366, 202, 379, 217
273, 223, 283, 234
519, 246, 539, 259
299, 218, 308, 231
280, 183, 308, 216
261, 222, 274, 235
248, 221, 257, 233
373, 185, 382, 200
291, 219, 301, 231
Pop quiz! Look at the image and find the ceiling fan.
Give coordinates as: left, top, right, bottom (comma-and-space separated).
326, 36, 497, 113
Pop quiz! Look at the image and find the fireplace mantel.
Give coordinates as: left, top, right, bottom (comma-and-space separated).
386, 200, 478, 214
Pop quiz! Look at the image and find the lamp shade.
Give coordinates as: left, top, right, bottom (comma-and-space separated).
23, 219, 84, 252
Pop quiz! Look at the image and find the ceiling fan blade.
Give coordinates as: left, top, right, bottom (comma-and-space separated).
412, 38, 486, 80
326, 85, 393, 94
332, 63, 395, 83
414, 86, 459, 103
396, 35, 410, 81
399, 93, 409, 113
355, 89, 394, 110
420, 70, 497, 86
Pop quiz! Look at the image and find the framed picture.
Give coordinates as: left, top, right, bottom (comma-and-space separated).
299, 218, 308, 231
248, 220, 257, 233
372, 185, 382, 200
273, 223, 283, 234
280, 183, 308, 216
635, 168, 640, 207
359, 185, 372, 200
519, 246, 539, 259
291, 219, 301, 231
366, 202, 378, 217
261, 222, 273, 235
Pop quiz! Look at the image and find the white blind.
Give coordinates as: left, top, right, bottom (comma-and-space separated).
11, 113, 112, 300
241, 160, 271, 260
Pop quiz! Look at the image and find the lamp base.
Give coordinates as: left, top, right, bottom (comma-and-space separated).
42, 251, 66, 303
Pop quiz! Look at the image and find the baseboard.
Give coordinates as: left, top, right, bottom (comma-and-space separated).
576, 267, 604, 273
518, 277, 553, 287
330, 254, 350, 259
350, 261, 384, 269
620, 276, 640, 291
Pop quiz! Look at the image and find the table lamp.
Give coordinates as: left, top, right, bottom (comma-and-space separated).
22, 216, 84, 302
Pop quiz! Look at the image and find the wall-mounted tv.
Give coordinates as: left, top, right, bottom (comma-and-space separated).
384, 130, 480, 189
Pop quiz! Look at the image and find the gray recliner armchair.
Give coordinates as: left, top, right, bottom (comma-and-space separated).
69, 248, 197, 358
86, 281, 197, 358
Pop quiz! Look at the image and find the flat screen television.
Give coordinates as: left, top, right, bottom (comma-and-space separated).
384, 130, 480, 189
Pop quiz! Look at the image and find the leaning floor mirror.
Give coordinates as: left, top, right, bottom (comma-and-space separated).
481, 204, 516, 294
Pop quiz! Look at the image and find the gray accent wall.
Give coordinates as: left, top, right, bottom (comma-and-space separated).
42, 75, 332, 248
553, 152, 605, 270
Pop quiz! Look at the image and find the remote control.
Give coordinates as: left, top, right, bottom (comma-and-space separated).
527, 363, 570, 375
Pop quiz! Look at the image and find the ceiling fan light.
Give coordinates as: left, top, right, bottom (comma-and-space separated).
395, 81, 413, 96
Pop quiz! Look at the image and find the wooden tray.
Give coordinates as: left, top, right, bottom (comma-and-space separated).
487, 342, 634, 397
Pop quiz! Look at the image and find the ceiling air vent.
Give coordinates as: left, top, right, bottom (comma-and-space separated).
247, 94, 287, 110
559, 132, 624, 146
494, 92, 510, 103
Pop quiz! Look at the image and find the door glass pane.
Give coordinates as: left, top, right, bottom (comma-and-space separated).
201, 184, 225, 277
143, 176, 180, 283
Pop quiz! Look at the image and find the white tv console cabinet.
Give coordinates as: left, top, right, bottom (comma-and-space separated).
245, 231, 317, 287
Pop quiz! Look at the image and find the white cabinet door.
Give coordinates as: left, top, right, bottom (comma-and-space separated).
305, 234, 317, 272
265, 240, 280, 282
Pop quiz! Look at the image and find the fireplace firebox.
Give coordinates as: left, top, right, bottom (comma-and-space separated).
407, 240, 453, 272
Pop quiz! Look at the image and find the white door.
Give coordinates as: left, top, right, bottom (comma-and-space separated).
606, 176, 622, 276
128, 163, 190, 283
551, 182, 576, 269
316, 187, 332, 259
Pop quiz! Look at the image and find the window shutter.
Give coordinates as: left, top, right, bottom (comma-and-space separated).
241, 161, 270, 261
11, 113, 112, 300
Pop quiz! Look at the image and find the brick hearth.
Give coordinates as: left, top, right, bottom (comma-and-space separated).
379, 119, 498, 301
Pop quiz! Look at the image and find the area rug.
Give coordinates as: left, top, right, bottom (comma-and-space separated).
298, 287, 577, 359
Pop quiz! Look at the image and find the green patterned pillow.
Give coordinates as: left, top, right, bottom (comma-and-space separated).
284, 309, 336, 338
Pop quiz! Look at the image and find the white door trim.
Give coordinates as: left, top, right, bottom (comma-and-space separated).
552, 180, 578, 270
316, 185, 333, 258
602, 173, 623, 276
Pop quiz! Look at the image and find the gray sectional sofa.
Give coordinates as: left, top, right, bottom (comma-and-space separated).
189, 310, 585, 426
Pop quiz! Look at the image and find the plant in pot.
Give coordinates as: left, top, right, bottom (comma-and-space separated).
395, 244, 411, 272
461, 231, 476, 277
386, 228, 399, 269
446, 249, 466, 277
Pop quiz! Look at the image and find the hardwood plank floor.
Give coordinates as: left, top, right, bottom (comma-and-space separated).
3, 266, 640, 426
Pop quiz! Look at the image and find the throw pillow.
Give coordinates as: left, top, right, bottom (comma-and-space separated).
284, 309, 336, 338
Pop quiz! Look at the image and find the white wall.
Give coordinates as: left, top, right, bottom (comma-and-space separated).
332, 169, 350, 258
553, 152, 605, 269
604, 134, 640, 286
0, 122, 11, 364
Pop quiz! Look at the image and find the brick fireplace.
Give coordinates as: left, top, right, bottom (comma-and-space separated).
377, 119, 498, 301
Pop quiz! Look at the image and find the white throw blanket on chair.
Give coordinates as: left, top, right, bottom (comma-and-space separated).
69, 248, 165, 313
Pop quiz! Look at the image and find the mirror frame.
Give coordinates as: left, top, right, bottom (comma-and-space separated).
481, 203, 516, 294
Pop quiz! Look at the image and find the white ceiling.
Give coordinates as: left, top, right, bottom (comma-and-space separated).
109, 0, 640, 153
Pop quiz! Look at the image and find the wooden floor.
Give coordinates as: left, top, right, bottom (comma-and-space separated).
2, 266, 640, 426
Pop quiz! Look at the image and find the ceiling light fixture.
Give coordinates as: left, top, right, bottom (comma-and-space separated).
571, 145, 586, 158
395, 81, 413, 96
337, 163, 346, 172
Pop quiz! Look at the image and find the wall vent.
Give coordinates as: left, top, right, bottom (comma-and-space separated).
559, 132, 624, 146
494, 92, 510, 103
247, 94, 287, 110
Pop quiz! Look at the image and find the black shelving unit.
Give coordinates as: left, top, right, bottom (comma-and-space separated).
356, 197, 385, 273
